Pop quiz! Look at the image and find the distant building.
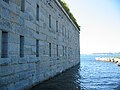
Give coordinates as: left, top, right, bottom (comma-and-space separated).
0, 0, 80, 89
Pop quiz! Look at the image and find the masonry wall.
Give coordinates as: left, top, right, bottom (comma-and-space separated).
0, 0, 80, 90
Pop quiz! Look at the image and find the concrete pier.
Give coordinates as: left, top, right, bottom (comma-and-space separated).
96, 57, 120, 66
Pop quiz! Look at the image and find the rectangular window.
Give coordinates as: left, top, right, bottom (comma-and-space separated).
65, 46, 67, 57
21, 0, 25, 12
57, 45, 58, 56
65, 28, 66, 37
56, 20, 58, 32
36, 4, 39, 21
49, 43, 51, 57
62, 45, 64, 56
20, 36, 24, 57
1, 31, 8, 58
49, 15, 51, 28
3, 0, 9, 4
36, 40, 39, 57
68, 30, 69, 39
62, 25, 64, 35
68, 48, 70, 57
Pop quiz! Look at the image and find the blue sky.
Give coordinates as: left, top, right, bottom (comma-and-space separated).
64, 0, 120, 54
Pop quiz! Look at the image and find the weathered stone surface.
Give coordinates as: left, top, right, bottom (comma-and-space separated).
2, 7, 10, 20
11, 0, 21, 6
0, 0, 80, 90
14, 79, 29, 90
0, 6, 2, 19
0, 86, 7, 90
0, 30, 1, 57
7, 83, 14, 90
0, 58, 11, 66
0, 19, 12, 31
0, 65, 14, 77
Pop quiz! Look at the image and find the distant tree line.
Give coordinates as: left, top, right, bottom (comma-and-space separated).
58, 0, 80, 30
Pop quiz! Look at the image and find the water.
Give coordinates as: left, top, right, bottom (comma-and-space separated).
30, 54, 120, 90
80, 54, 120, 90
30, 64, 81, 90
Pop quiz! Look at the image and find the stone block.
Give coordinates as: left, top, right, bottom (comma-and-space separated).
8, 43, 19, 55
0, 86, 7, 90
8, 32, 19, 44
19, 71, 29, 80
10, 56, 19, 65
24, 45, 32, 55
0, 30, 2, 57
0, 58, 11, 66
37, 73, 44, 82
26, 0, 36, 14
0, 6, 2, 19
24, 37, 35, 46
0, 74, 19, 87
25, 20, 36, 31
18, 57, 27, 64
0, 77, 7, 86
2, 7, 10, 20
9, 11, 19, 24
7, 83, 14, 90
0, 19, 12, 31
28, 63, 36, 70
12, 0, 21, 6
14, 79, 29, 90
31, 46, 36, 55
19, 64, 29, 71
0, 65, 14, 77
13, 64, 28, 73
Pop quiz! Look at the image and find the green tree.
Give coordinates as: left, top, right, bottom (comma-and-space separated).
58, 0, 80, 30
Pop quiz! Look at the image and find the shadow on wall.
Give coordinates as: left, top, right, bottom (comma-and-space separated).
29, 64, 81, 90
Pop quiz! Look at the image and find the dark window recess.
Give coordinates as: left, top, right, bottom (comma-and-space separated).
57, 45, 58, 56
1, 31, 8, 58
63, 45, 64, 56
49, 15, 51, 28
21, 0, 25, 12
65, 46, 67, 57
65, 28, 66, 37
62, 25, 64, 35
36, 40, 39, 57
56, 21, 58, 32
20, 36, 24, 57
36, 4, 39, 21
49, 43, 51, 57
3, 0, 9, 4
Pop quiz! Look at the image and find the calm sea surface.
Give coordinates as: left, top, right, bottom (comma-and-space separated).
30, 54, 120, 90
80, 54, 120, 90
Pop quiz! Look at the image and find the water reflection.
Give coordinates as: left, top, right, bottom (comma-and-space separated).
30, 54, 120, 90
30, 64, 81, 90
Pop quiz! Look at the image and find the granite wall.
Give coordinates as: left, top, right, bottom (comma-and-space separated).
0, 0, 80, 90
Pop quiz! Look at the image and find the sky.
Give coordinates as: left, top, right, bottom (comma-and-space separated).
64, 0, 120, 54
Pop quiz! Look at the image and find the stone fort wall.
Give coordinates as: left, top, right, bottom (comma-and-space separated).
0, 0, 80, 90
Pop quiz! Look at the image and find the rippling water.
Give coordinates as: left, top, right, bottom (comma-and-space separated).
80, 54, 120, 90
30, 54, 120, 90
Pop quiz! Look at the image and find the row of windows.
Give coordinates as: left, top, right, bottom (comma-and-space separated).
3, 0, 69, 35
1, 31, 70, 58
1, 31, 39, 58
3, 0, 25, 12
